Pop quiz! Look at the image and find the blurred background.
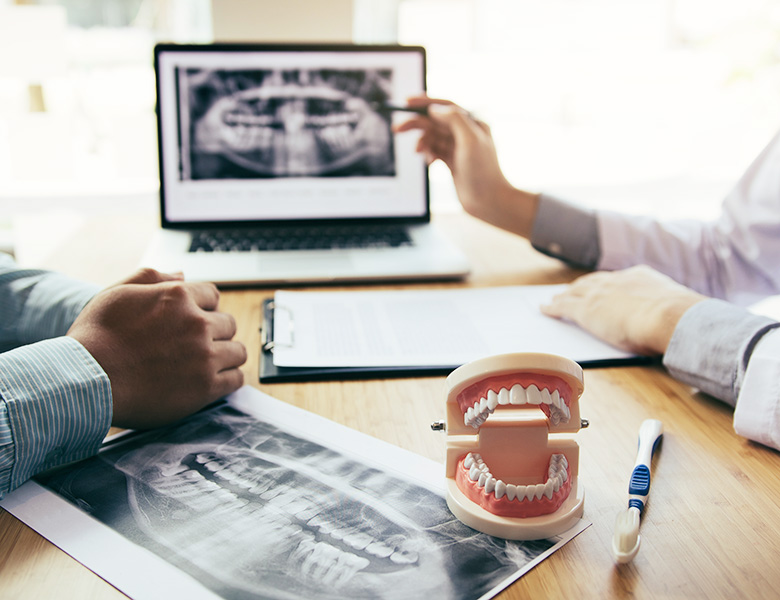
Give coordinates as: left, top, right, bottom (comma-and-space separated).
1, 0, 779, 248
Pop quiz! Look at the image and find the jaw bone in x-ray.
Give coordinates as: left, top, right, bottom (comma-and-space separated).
441, 353, 586, 540
187, 68, 395, 179
36, 404, 549, 600
112, 412, 451, 598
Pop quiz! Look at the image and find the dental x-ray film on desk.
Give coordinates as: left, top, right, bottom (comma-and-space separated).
141, 43, 470, 286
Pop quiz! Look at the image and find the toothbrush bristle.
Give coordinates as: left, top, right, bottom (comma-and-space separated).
614, 507, 640, 552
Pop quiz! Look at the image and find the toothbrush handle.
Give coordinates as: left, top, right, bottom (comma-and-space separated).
628, 419, 663, 513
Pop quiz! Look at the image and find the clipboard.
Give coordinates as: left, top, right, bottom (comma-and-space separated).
258, 298, 651, 383
259, 299, 455, 382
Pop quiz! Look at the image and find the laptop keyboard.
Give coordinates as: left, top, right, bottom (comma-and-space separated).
188, 225, 414, 253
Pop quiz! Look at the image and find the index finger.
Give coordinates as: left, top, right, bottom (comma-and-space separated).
406, 95, 458, 109
392, 114, 433, 133
540, 290, 582, 321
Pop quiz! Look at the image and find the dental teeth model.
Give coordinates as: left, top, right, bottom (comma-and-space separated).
439, 353, 586, 540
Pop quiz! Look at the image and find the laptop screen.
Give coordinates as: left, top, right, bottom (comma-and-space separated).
154, 43, 429, 227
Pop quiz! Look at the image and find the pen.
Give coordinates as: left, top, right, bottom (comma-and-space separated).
371, 102, 430, 115
373, 102, 478, 123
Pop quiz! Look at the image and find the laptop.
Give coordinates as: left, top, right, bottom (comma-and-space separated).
141, 42, 470, 286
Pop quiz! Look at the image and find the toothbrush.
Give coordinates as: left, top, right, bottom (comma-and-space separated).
612, 418, 664, 564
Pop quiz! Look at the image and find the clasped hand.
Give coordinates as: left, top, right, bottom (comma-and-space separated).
67, 269, 247, 429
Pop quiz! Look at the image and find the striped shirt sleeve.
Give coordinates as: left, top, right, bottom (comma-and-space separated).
0, 252, 99, 348
0, 252, 111, 498
0, 337, 112, 498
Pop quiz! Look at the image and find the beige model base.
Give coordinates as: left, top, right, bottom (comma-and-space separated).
446, 478, 585, 540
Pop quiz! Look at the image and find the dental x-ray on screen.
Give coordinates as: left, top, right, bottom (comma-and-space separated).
181, 66, 396, 180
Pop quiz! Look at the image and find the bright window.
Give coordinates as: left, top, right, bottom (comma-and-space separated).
396, 0, 780, 217
2, 0, 779, 222
0, 0, 211, 206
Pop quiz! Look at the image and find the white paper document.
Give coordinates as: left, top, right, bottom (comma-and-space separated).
272, 285, 635, 368
1, 386, 589, 600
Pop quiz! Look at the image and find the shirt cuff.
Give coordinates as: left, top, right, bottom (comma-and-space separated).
662, 299, 780, 405
530, 194, 600, 269
0, 337, 112, 497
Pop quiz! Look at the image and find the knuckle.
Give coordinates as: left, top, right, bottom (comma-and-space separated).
136, 267, 160, 281
163, 280, 190, 301
193, 311, 212, 332
205, 282, 220, 302
176, 310, 212, 339
197, 341, 218, 365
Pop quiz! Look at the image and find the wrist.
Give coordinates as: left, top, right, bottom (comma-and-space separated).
492, 184, 540, 239
649, 294, 706, 355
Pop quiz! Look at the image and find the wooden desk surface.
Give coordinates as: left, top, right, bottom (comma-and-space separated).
2, 211, 780, 599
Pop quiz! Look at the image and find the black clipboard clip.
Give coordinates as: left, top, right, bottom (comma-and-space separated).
260, 300, 293, 352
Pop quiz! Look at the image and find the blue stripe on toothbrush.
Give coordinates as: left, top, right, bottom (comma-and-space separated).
628, 464, 650, 513
628, 433, 662, 514
629, 465, 651, 496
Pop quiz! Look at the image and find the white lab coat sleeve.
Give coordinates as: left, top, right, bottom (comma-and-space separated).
663, 299, 780, 450
733, 329, 780, 450
596, 130, 780, 307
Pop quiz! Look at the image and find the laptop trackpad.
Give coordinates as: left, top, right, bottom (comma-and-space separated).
257, 252, 354, 275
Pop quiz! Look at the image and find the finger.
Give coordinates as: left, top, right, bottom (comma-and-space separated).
429, 138, 455, 159
539, 302, 563, 318
214, 340, 248, 370
412, 137, 437, 164
211, 367, 245, 398
407, 95, 456, 109
161, 271, 185, 281
429, 106, 482, 146
474, 119, 491, 134
571, 270, 610, 286
540, 299, 564, 318
207, 311, 238, 340
563, 272, 610, 296
428, 102, 474, 121
397, 110, 456, 139
416, 131, 453, 160
540, 293, 582, 320
415, 130, 435, 152
184, 281, 220, 311
393, 115, 432, 133
119, 267, 172, 286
